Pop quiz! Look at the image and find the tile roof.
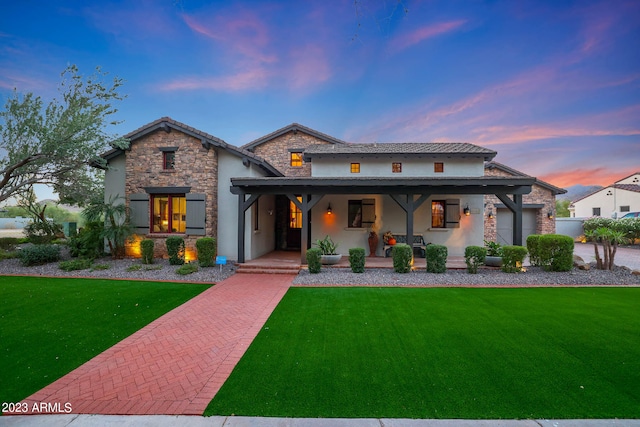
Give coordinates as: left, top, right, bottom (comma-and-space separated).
304, 142, 497, 160
242, 123, 347, 150
485, 161, 566, 195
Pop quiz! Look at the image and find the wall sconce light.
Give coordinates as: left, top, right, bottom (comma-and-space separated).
547, 211, 554, 219
268, 209, 274, 216
327, 203, 333, 215
463, 205, 470, 216
487, 210, 494, 219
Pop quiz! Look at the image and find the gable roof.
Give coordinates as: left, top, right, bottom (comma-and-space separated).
305, 142, 497, 161
100, 117, 282, 176
615, 171, 640, 184
485, 161, 567, 195
571, 183, 640, 204
242, 123, 347, 151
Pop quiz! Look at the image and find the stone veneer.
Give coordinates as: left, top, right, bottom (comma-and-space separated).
124, 128, 218, 258
250, 130, 336, 177
483, 167, 557, 243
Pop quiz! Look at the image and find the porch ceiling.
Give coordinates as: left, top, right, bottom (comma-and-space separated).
230, 176, 535, 195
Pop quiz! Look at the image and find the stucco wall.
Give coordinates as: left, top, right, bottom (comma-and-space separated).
312, 157, 484, 177
571, 187, 640, 218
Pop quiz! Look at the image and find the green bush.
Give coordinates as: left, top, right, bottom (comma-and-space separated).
140, 239, 155, 264
306, 248, 322, 274
526, 235, 542, 266
426, 244, 448, 273
58, 258, 92, 271
90, 264, 110, 271
349, 247, 366, 273
196, 237, 217, 267
538, 234, 574, 272
67, 221, 104, 260
24, 220, 64, 244
0, 237, 19, 251
19, 244, 61, 266
0, 249, 19, 260
176, 263, 199, 275
392, 243, 412, 273
464, 245, 486, 274
166, 236, 185, 265
501, 246, 528, 273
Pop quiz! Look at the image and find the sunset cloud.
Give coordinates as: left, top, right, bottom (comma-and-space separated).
158, 68, 270, 92
393, 20, 467, 51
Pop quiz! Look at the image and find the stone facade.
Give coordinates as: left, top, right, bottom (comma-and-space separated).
250, 130, 334, 177
483, 166, 557, 243
124, 128, 218, 258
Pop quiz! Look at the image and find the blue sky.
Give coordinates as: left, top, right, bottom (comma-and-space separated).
1, 0, 639, 199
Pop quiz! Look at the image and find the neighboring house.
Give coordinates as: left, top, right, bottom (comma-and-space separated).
102, 117, 564, 262
569, 172, 640, 218
484, 162, 566, 245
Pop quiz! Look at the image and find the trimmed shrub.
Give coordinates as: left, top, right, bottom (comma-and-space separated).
0, 237, 19, 251
0, 249, 19, 260
176, 263, 199, 275
140, 239, 155, 264
306, 248, 322, 274
538, 234, 574, 272
59, 258, 92, 271
349, 247, 366, 273
526, 235, 542, 267
24, 220, 63, 244
501, 245, 528, 273
196, 237, 217, 267
166, 236, 185, 265
19, 244, 61, 266
426, 244, 448, 274
464, 245, 486, 274
392, 243, 412, 273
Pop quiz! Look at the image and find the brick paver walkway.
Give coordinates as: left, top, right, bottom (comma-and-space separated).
16, 274, 293, 415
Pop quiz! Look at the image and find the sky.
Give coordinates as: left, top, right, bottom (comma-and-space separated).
1, 0, 639, 201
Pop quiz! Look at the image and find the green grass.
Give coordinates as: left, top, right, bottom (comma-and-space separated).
0, 276, 210, 403
206, 287, 640, 419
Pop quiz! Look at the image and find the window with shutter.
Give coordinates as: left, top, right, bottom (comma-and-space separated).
185, 193, 206, 235
129, 193, 149, 234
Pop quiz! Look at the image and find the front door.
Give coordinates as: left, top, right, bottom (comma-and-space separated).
286, 197, 302, 249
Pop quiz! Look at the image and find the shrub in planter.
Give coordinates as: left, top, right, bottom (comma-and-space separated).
196, 237, 217, 267
501, 245, 528, 273
59, 258, 92, 272
67, 221, 104, 260
464, 245, 486, 274
392, 243, 412, 273
526, 235, 542, 267
538, 234, 574, 272
140, 239, 155, 264
19, 244, 61, 266
426, 244, 448, 273
306, 247, 322, 274
349, 247, 366, 273
166, 236, 185, 265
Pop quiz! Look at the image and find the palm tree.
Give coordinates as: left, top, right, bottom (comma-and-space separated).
82, 194, 132, 258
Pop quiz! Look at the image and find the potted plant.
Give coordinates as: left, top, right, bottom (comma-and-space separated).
484, 240, 503, 267
314, 235, 342, 264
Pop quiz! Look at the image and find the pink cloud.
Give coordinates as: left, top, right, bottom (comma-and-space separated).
158, 68, 270, 92
393, 20, 467, 51
287, 45, 332, 90
540, 167, 638, 188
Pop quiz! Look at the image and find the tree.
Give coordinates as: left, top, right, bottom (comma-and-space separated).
0, 65, 128, 206
82, 194, 132, 259
555, 199, 570, 218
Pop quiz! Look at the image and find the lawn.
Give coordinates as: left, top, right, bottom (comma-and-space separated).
0, 276, 210, 403
206, 287, 640, 419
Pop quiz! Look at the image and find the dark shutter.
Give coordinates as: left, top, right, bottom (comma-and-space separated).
361, 198, 376, 229
445, 199, 460, 228
129, 193, 149, 234
186, 193, 206, 235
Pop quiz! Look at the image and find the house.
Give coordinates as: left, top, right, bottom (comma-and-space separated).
569, 172, 640, 218
102, 117, 565, 262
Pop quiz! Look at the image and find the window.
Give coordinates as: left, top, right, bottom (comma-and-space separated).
593, 207, 601, 216
290, 152, 303, 167
392, 162, 402, 173
350, 162, 360, 173
163, 151, 176, 170
434, 162, 444, 173
152, 195, 186, 233
348, 199, 375, 228
620, 205, 630, 212
290, 197, 302, 229
432, 200, 445, 228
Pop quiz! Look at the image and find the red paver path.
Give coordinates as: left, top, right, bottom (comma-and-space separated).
15, 274, 293, 415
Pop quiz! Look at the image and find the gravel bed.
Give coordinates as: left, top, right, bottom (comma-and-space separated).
293, 265, 640, 287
